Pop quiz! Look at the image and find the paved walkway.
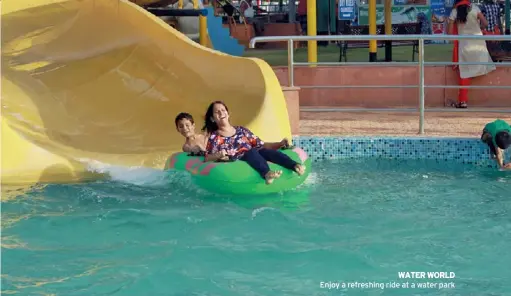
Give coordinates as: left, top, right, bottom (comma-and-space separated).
299, 108, 511, 138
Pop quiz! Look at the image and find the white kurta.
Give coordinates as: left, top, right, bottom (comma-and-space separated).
449, 5, 496, 79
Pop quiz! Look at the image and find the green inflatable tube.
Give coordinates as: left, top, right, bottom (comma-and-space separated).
164, 147, 311, 195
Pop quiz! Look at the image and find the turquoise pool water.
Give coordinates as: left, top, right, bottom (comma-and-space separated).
2, 159, 511, 295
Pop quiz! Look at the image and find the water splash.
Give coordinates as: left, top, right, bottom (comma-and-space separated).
251, 206, 278, 219
77, 158, 171, 187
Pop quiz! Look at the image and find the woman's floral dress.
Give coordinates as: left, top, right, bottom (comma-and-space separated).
205, 126, 264, 160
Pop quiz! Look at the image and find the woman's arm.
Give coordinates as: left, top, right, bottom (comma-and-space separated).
203, 134, 229, 162
262, 138, 290, 150
447, 7, 457, 35
205, 151, 227, 162
448, 19, 455, 35
477, 12, 489, 28
262, 142, 283, 150
240, 126, 265, 147
239, 126, 289, 150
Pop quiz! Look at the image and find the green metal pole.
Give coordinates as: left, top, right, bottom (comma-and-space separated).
506, 0, 510, 34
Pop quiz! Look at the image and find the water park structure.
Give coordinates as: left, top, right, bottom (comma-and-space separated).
1, 0, 511, 188
1, 0, 291, 185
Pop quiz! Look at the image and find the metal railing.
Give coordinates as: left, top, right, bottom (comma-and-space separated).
249, 34, 511, 134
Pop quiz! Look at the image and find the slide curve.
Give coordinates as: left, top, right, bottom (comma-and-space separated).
1, 0, 291, 185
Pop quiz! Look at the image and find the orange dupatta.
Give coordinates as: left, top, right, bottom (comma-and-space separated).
450, 0, 471, 70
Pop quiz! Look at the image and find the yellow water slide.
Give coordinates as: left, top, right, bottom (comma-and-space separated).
1, 0, 291, 185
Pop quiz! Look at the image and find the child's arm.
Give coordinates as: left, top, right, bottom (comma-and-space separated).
495, 148, 511, 170
197, 134, 208, 151
495, 148, 507, 169
481, 132, 491, 142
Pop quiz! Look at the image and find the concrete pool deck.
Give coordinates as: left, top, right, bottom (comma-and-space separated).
299, 108, 510, 138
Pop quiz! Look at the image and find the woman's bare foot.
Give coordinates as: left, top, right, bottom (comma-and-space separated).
265, 170, 282, 184
294, 164, 306, 175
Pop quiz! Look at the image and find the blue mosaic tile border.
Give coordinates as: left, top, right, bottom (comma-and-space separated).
292, 136, 511, 168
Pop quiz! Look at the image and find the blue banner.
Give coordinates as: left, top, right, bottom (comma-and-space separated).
430, 0, 451, 43
338, 0, 355, 21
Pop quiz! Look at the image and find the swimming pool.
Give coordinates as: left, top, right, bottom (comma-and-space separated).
2, 137, 510, 295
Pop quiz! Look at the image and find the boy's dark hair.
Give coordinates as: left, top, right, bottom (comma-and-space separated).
495, 131, 511, 150
175, 112, 194, 127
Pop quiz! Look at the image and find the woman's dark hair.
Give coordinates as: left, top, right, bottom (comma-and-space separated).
495, 131, 511, 150
202, 101, 229, 134
455, 1, 470, 24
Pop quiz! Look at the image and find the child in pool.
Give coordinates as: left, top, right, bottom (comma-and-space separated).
480, 119, 511, 170
175, 112, 209, 156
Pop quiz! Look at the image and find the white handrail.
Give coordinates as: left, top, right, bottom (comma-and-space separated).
249, 34, 511, 135
249, 34, 511, 46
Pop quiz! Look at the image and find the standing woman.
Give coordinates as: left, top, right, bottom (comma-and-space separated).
448, 0, 496, 108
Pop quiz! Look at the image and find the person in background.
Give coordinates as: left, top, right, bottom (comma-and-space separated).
297, 0, 308, 35
215, 0, 236, 21
479, 0, 503, 35
239, 0, 264, 36
417, 12, 432, 35
417, 12, 432, 45
448, 0, 496, 109
480, 119, 511, 170
159, 0, 204, 42
479, 0, 503, 59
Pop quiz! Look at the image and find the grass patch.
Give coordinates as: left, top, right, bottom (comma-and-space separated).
243, 43, 453, 66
